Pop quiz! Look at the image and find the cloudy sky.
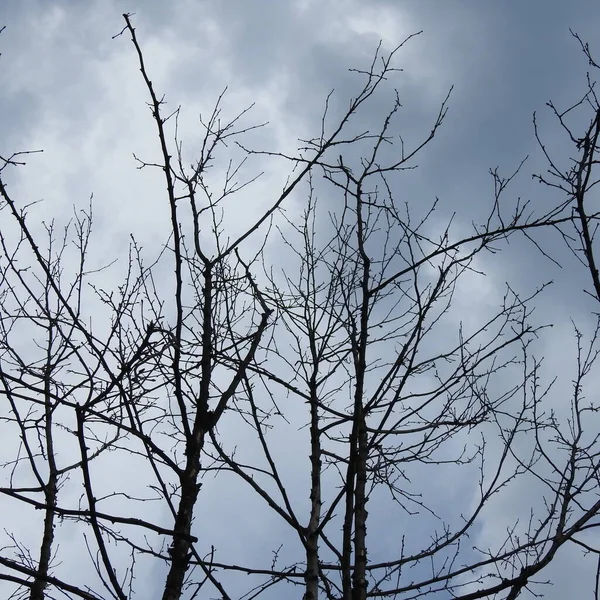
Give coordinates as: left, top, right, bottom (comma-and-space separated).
2, 1, 600, 599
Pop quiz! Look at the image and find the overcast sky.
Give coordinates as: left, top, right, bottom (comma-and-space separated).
2, 1, 600, 599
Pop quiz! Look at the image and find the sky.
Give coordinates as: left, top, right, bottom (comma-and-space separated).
2, 1, 600, 599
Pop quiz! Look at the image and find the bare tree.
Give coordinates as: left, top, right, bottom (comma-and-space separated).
1, 12, 600, 600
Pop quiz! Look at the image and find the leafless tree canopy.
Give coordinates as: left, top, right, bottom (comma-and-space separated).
1, 13, 600, 600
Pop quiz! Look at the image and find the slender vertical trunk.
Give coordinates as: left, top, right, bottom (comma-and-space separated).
30, 397, 57, 600
351, 409, 368, 600
341, 433, 356, 600
161, 433, 204, 600
341, 413, 369, 600
352, 182, 369, 600
305, 380, 322, 600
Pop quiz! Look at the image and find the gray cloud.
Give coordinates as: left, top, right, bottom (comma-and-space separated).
2, 1, 600, 598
